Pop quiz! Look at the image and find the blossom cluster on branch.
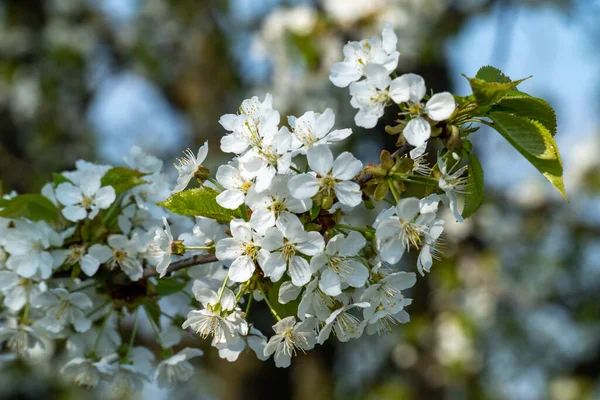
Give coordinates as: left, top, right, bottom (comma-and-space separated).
0, 24, 564, 393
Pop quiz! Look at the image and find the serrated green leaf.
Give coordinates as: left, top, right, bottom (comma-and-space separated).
0, 194, 61, 223
462, 153, 484, 218
475, 65, 512, 83
101, 167, 146, 194
464, 75, 530, 107
493, 95, 557, 136
158, 187, 242, 223
155, 277, 188, 297
487, 112, 567, 199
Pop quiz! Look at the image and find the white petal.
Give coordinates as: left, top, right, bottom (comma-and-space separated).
216, 190, 245, 210
381, 23, 398, 54
329, 61, 362, 88
216, 238, 244, 261
315, 108, 335, 138
262, 252, 287, 282
88, 244, 112, 263
288, 174, 319, 200
278, 281, 302, 304
94, 186, 116, 209
339, 231, 366, 257
228, 256, 255, 283
319, 269, 342, 296
396, 197, 421, 221
364, 63, 391, 90
80, 254, 100, 276
332, 152, 363, 180
196, 141, 209, 164
288, 256, 312, 286
55, 183, 83, 206
403, 117, 431, 147
307, 145, 333, 176
62, 205, 87, 222
333, 181, 362, 207
342, 261, 369, 288
216, 165, 241, 190
326, 128, 352, 142
389, 73, 426, 104
425, 92, 456, 121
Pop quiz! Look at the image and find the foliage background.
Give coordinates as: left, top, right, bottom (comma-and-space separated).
1, 0, 599, 399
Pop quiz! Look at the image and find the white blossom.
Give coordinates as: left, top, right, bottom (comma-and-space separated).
264, 316, 316, 368
55, 174, 116, 222
172, 142, 209, 193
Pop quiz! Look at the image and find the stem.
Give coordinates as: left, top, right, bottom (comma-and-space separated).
93, 309, 112, 353
143, 254, 218, 278
86, 300, 111, 318
335, 224, 374, 234
71, 281, 99, 292
244, 294, 253, 316
381, 197, 395, 206
207, 177, 224, 191
124, 308, 139, 362
184, 245, 214, 251
216, 275, 230, 305
20, 299, 30, 325
256, 281, 281, 321
290, 166, 303, 174
145, 307, 165, 349
160, 310, 175, 321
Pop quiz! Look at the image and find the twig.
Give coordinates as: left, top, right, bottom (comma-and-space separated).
143, 254, 219, 278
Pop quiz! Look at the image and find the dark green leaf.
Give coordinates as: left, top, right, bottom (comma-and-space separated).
462, 153, 484, 218
493, 95, 557, 136
155, 277, 188, 297
158, 187, 242, 223
143, 302, 162, 329
309, 203, 320, 220
53, 173, 72, 186
0, 194, 61, 223
101, 167, 146, 194
475, 65, 512, 83
487, 112, 567, 199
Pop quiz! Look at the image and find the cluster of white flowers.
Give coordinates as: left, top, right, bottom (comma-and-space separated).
0, 24, 475, 391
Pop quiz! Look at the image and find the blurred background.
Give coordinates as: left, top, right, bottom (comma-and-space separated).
1, 0, 600, 399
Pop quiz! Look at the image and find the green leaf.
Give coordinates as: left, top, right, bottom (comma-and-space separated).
309, 203, 320, 220
493, 95, 557, 136
266, 279, 299, 319
487, 112, 567, 199
101, 167, 146, 194
0, 194, 61, 223
155, 277, 188, 297
464, 74, 530, 107
53, 173, 72, 186
142, 302, 162, 329
475, 65, 512, 83
158, 187, 242, 223
462, 153, 484, 218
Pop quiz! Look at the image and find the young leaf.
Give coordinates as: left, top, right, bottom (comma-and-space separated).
475, 65, 512, 83
154, 277, 189, 297
487, 112, 567, 200
0, 194, 61, 223
142, 302, 162, 329
464, 75, 530, 107
494, 95, 557, 136
101, 167, 146, 194
462, 153, 484, 218
158, 187, 242, 223
52, 173, 72, 186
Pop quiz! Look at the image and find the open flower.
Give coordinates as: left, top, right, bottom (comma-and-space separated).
389, 73, 456, 147
154, 348, 204, 388
262, 215, 324, 286
151, 217, 175, 278
317, 303, 370, 344
216, 219, 282, 283
311, 231, 369, 296
56, 174, 116, 222
329, 23, 399, 88
438, 153, 468, 223
32, 288, 93, 333
349, 64, 392, 128
63, 243, 112, 277
106, 235, 144, 281
215, 164, 255, 210
172, 142, 209, 193
287, 109, 352, 153
264, 316, 316, 368
288, 145, 363, 208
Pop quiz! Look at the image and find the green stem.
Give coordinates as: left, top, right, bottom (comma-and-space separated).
20, 299, 30, 325
256, 281, 281, 321
86, 300, 111, 318
216, 275, 230, 305
160, 310, 175, 321
184, 245, 214, 251
207, 177, 224, 191
145, 307, 165, 349
335, 224, 374, 234
93, 309, 112, 353
387, 179, 401, 202
290, 166, 303, 174
244, 294, 253, 316
381, 197, 396, 206
124, 308, 139, 362
71, 281, 99, 293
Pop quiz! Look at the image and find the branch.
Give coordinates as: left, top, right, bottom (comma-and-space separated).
143, 254, 219, 278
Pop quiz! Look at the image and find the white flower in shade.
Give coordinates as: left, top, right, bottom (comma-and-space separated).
62, 160, 112, 186
109, 348, 154, 394
262, 215, 324, 286
349, 64, 392, 128
4, 220, 64, 279
297, 277, 336, 322
216, 219, 283, 283
151, 217, 174, 278
288, 145, 363, 208
389, 73, 456, 147
215, 326, 268, 362
219, 94, 280, 154
329, 23, 399, 87
264, 316, 316, 368
106, 235, 144, 281
61, 355, 119, 389
55, 174, 116, 222
0, 317, 45, 357
154, 348, 204, 388
124, 146, 163, 174
360, 271, 415, 334
31, 288, 93, 333
375, 197, 439, 265
0, 271, 44, 312
438, 153, 468, 223
118, 204, 158, 235
317, 303, 370, 344
172, 142, 209, 193
245, 175, 311, 235
311, 231, 368, 296
287, 109, 352, 153
215, 164, 255, 210
417, 218, 444, 275
63, 244, 112, 277
182, 286, 243, 344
